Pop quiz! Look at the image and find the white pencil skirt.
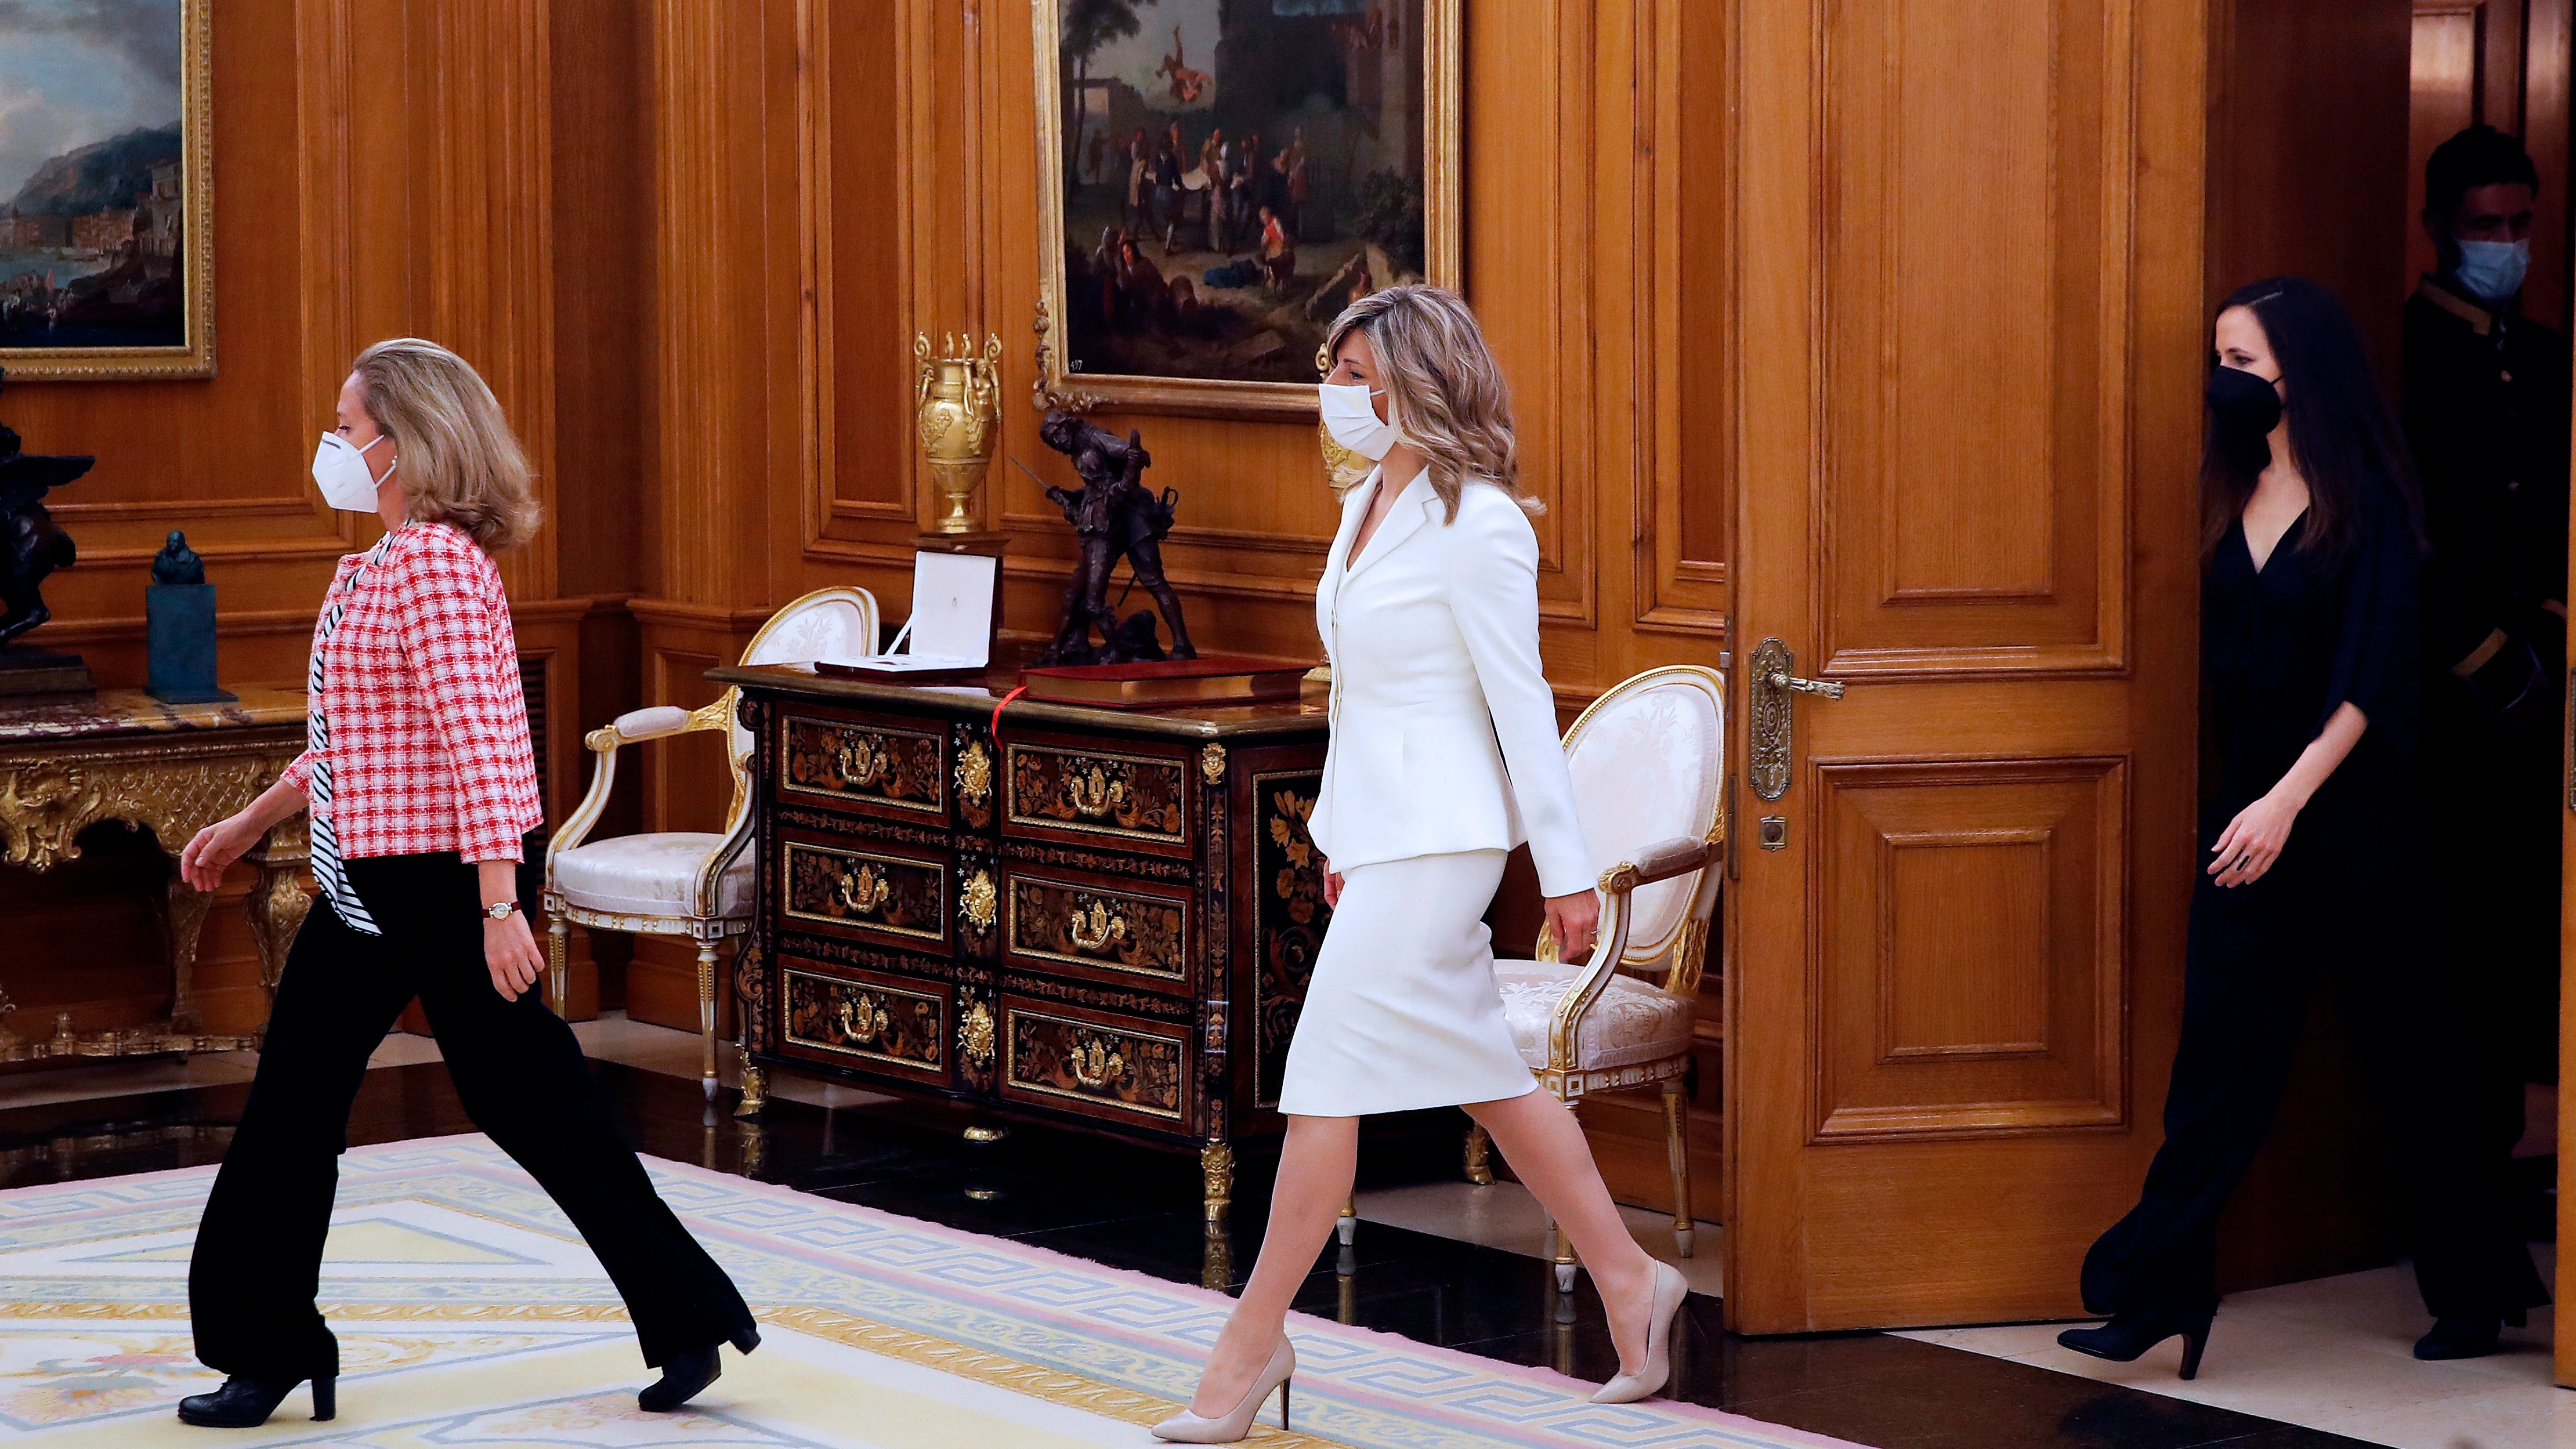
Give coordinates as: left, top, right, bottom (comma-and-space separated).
1276, 849, 1540, 1117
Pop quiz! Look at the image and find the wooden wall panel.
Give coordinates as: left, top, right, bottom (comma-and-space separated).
1820, 0, 2125, 676
2209, 0, 2412, 377
2528, 0, 2573, 328
1638, 0, 1732, 634
552, 0, 648, 603
1815, 760, 2125, 1140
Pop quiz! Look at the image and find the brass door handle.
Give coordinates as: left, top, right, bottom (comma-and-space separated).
1763, 668, 1844, 700
1749, 637, 1841, 802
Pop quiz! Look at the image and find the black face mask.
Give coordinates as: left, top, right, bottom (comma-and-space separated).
2205, 364, 2282, 471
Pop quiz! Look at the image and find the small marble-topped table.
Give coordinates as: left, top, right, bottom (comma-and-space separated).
0, 686, 313, 1060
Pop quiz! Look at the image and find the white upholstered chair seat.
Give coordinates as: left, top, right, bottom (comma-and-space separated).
1494, 960, 1695, 1072
553, 832, 755, 920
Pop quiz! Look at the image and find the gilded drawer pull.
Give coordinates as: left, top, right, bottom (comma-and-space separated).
960, 868, 997, 931
837, 863, 891, 915
957, 999, 996, 1069
956, 738, 993, 805
836, 734, 890, 788
1069, 1033, 1127, 1090
1067, 899, 1128, 952
838, 993, 889, 1046
1064, 766, 1127, 818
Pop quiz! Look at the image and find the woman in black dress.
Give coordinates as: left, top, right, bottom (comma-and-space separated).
2064, 277, 2546, 1375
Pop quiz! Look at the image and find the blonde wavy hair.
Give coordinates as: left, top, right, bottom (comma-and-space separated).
351, 338, 541, 553
1325, 284, 1540, 521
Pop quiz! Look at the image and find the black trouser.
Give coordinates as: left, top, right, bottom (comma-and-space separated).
189, 853, 755, 1378
2080, 820, 2547, 1320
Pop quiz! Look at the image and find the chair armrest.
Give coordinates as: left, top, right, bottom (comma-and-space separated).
609, 704, 694, 742
1598, 835, 1714, 895
547, 740, 622, 875
1540, 836, 1716, 1073
553, 698, 746, 890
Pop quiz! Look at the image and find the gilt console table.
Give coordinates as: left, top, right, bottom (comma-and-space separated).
0, 685, 313, 1059
710, 664, 1336, 1229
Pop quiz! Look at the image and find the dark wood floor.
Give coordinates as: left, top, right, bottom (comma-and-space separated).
0, 1059, 2376, 1449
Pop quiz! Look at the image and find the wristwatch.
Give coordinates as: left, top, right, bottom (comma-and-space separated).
484, 900, 522, 922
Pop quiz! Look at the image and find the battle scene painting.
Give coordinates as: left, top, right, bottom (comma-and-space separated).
0, 0, 211, 378
1040, 0, 1452, 412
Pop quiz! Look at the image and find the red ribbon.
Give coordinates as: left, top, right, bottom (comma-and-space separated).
990, 684, 1029, 743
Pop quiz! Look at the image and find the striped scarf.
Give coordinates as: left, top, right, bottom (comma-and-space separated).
306, 530, 401, 936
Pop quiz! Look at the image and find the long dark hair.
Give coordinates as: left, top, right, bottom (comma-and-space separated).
2201, 277, 2422, 566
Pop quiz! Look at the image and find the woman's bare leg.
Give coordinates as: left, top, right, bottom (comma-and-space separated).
1467, 1087, 1661, 1372
1185, 1113, 1357, 1415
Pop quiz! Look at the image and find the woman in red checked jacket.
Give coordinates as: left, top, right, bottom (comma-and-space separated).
172, 339, 757, 1429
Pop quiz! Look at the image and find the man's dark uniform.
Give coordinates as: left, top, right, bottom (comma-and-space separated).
2401, 275, 2570, 1099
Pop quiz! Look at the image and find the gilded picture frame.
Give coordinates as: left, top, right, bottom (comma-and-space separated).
0, 0, 216, 381
1033, 0, 1460, 419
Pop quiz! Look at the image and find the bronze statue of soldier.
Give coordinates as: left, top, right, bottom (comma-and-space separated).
1030, 409, 1196, 665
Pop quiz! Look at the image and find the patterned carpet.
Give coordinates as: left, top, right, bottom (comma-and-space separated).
0, 1135, 1857, 1448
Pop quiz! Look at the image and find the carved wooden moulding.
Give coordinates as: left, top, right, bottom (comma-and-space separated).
781, 968, 946, 1073
1003, 1006, 1186, 1122
781, 715, 946, 816
1005, 743, 1187, 849
781, 840, 948, 945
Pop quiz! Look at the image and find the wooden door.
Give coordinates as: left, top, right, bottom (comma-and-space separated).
1722, 0, 2208, 1331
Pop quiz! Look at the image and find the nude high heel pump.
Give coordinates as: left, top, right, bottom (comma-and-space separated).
1151, 1335, 1296, 1443
1591, 1262, 1689, 1404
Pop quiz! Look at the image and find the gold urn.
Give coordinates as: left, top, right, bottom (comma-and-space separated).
915, 332, 1005, 534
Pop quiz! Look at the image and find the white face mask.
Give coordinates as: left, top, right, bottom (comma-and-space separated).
1319, 381, 1399, 461
312, 432, 396, 512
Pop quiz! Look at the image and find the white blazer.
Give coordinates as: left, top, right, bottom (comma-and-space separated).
1307, 466, 1594, 899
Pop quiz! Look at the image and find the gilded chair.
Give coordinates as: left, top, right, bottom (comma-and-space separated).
542, 587, 880, 1099
1504, 665, 1724, 1287
1332, 666, 1725, 1285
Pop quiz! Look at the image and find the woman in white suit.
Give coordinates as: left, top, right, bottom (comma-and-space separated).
1153, 285, 1688, 1443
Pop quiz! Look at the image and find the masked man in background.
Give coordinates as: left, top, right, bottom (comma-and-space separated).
2403, 124, 2571, 1258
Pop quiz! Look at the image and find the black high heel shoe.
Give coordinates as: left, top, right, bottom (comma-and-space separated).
176, 1374, 335, 1428
639, 1327, 762, 1412
2057, 1306, 2215, 1380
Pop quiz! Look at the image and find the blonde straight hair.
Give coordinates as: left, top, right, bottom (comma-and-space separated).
352, 338, 541, 553
1325, 284, 1541, 521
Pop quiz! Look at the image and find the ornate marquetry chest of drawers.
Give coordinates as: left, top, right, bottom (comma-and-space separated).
708, 664, 1335, 1222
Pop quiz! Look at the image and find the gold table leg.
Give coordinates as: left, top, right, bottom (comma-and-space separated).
1464, 1121, 1495, 1186
160, 872, 212, 1036
1202, 1139, 1235, 1223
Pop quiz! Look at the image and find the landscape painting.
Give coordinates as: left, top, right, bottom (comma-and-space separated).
1035, 0, 1458, 416
0, 0, 212, 379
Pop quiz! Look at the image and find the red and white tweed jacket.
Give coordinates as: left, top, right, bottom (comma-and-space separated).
281, 523, 543, 863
